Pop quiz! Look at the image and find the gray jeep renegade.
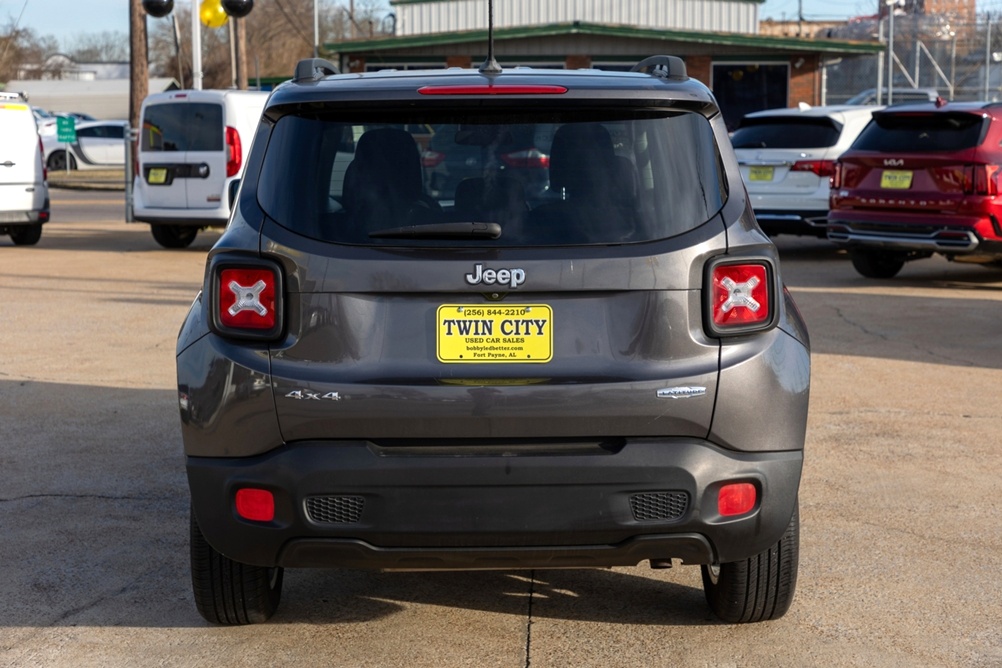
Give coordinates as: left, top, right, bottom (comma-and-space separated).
177, 55, 810, 625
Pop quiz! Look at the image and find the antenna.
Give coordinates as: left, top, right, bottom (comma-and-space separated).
479, 0, 502, 75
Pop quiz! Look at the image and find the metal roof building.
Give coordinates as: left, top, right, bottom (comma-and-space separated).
329, 0, 883, 128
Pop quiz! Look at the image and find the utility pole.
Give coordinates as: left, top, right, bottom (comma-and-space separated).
798, 0, 803, 38
235, 18, 248, 90
129, 0, 148, 132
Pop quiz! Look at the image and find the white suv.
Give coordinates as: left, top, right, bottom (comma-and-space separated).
732, 104, 879, 237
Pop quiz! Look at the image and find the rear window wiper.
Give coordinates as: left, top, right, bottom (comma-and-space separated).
369, 222, 502, 239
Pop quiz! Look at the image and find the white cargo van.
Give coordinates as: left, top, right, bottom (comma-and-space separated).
133, 89, 268, 248
0, 92, 49, 246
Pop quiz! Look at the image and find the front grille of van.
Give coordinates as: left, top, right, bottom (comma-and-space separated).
629, 492, 689, 522
305, 495, 365, 524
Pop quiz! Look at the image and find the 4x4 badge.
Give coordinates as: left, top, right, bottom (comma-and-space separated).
285, 390, 342, 401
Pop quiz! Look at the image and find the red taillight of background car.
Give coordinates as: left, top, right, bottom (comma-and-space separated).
235, 488, 275, 522
963, 164, 1001, 195
210, 260, 284, 340
501, 148, 550, 169
830, 161, 843, 189
225, 126, 242, 177
421, 149, 445, 168
706, 260, 774, 336
791, 159, 835, 177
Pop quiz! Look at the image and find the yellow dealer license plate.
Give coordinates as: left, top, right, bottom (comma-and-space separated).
880, 170, 913, 189
147, 168, 168, 185
437, 304, 552, 363
748, 166, 774, 182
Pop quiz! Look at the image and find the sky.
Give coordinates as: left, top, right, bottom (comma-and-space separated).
0, 0, 986, 50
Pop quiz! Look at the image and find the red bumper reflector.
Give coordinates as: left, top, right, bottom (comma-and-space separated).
235, 488, 275, 522
418, 85, 568, 96
718, 483, 757, 517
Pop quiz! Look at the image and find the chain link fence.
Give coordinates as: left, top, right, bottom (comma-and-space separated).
820, 12, 1002, 104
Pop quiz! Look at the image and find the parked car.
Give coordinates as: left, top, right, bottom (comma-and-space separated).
421, 122, 557, 201
42, 120, 128, 171
731, 104, 879, 236
32, 106, 58, 137
845, 87, 940, 106
132, 89, 269, 248
829, 100, 1002, 278
1, 92, 50, 245
177, 56, 810, 626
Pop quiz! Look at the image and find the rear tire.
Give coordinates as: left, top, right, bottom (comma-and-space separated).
151, 224, 198, 249
849, 249, 905, 279
701, 503, 799, 624
190, 508, 283, 625
9, 224, 42, 246
47, 151, 77, 171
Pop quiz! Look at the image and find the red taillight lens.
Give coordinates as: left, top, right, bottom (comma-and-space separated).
218, 267, 277, 330
225, 125, 242, 177
708, 262, 772, 333
421, 149, 445, 168
501, 148, 550, 169
831, 161, 843, 189
38, 136, 47, 181
965, 163, 1001, 195
791, 159, 835, 177
235, 488, 275, 522
718, 483, 757, 517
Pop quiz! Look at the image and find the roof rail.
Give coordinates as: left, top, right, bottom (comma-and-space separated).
293, 58, 341, 83
630, 55, 687, 81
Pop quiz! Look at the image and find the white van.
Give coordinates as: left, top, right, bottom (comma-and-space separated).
133, 89, 269, 248
0, 92, 49, 246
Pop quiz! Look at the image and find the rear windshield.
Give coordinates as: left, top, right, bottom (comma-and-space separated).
730, 117, 842, 149
140, 102, 223, 152
257, 109, 726, 247
851, 112, 987, 152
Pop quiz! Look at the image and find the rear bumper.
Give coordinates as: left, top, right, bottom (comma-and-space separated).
753, 209, 829, 237
188, 439, 803, 570
827, 220, 983, 253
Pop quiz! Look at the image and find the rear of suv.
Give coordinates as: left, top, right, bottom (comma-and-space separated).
731, 104, 878, 237
177, 56, 811, 625
829, 101, 1002, 278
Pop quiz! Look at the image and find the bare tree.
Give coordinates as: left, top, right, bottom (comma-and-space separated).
147, 0, 389, 88
0, 19, 59, 82
66, 31, 130, 63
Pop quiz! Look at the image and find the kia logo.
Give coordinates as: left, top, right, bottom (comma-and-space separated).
884, 158, 904, 167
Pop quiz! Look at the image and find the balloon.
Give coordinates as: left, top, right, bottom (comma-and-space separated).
200, 0, 229, 28
222, 0, 254, 18
142, 0, 174, 18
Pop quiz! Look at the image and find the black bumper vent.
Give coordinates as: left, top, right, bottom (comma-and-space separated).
306, 495, 365, 524
629, 492, 688, 522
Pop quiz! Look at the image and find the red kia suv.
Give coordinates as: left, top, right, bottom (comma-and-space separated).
828, 101, 1002, 278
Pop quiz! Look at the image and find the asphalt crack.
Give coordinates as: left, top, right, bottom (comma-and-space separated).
524, 570, 536, 668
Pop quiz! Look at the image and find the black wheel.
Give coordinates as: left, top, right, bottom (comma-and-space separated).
190, 508, 283, 625
701, 503, 799, 624
151, 224, 198, 248
9, 223, 42, 246
47, 151, 77, 171
849, 249, 905, 279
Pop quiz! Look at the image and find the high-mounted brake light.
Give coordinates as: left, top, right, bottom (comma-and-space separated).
705, 260, 775, 336
210, 260, 284, 341
421, 149, 445, 168
235, 488, 275, 522
225, 126, 242, 177
417, 85, 568, 96
791, 159, 835, 178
